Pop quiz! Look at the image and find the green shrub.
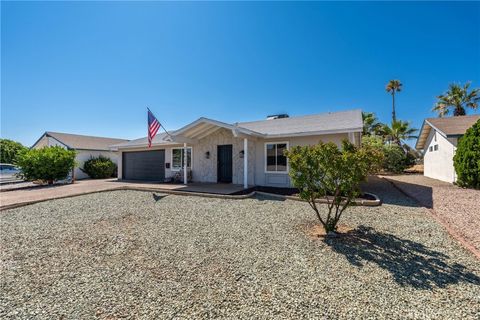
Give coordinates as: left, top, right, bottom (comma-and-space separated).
16, 146, 76, 184
285, 140, 383, 233
382, 144, 410, 173
81, 156, 117, 179
454, 119, 480, 189
362, 136, 413, 173
0, 139, 27, 164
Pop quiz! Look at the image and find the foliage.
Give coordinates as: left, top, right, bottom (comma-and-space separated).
16, 146, 76, 184
81, 156, 117, 179
380, 120, 418, 146
433, 82, 479, 117
362, 136, 416, 173
454, 120, 480, 189
362, 112, 382, 136
382, 144, 412, 173
0, 139, 27, 164
285, 140, 383, 233
386, 79, 403, 122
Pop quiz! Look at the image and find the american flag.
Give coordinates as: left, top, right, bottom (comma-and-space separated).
147, 108, 161, 147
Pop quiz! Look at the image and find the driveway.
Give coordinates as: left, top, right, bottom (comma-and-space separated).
383, 174, 480, 256
1, 177, 479, 319
0, 179, 247, 210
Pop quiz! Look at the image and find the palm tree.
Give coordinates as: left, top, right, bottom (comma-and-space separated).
386, 80, 403, 122
362, 112, 382, 136
432, 82, 479, 117
381, 119, 418, 146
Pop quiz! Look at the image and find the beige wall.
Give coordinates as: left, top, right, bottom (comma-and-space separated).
423, 129, 456, 183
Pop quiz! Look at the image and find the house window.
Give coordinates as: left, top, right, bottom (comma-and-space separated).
429, 146, 433, 152
434, 144, 439, 151
171, 147, 192, 170
265, 142, 289, 173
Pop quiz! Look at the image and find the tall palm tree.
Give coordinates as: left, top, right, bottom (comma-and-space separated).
381, 119, 418, 146
386, 80, 403, 123
432, 82, 479, 117
362, 112, 382, 136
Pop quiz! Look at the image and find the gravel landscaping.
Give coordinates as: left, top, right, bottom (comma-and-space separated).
1, 177, 479, 319
384, 174, 480, 254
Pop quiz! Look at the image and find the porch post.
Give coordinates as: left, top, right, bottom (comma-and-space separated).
243, 138, 248, 189
183, 142, 188, 185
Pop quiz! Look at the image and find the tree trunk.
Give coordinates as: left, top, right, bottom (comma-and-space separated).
454, 106, 466, 116
392, 92, 396, 123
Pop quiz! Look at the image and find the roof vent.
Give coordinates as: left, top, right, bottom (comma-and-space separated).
266, 114, 289, 120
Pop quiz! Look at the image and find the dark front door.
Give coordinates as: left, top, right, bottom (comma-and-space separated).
217, 144, 233, 183
122, 150, 165, 181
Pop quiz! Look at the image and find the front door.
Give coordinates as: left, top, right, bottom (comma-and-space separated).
217, 144, 233, 183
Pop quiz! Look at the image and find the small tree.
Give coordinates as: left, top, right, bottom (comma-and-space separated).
82, 156, 117, 179
454, 120, 480, 189
0, 139, 27, 164
286, 141, 382, 233
16, 146, 76, 184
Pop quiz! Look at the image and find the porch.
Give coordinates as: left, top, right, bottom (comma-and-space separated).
114, 180, 250, 195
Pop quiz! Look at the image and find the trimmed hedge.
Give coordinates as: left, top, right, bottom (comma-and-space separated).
82, 156, 117, 179
454, 119, 480, 189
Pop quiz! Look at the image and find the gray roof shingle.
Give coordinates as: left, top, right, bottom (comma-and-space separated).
237, 109, 363, 136
44, 132, 129, 151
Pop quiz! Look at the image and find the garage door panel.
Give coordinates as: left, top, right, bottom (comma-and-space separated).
123, 150, 165, 181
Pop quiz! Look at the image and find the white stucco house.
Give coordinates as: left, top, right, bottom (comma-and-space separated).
416, 115, 480, 183
111, 109, 363, 188
32, 132, 129, 179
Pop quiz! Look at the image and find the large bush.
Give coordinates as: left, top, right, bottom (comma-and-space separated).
362, 136, 414, 173
286, 140, 382, 233
454, 119, 480, 189
0, 139, 27, 164
383, 144, 411, 173
81, 156, 117, 179
16, 146, 76, 184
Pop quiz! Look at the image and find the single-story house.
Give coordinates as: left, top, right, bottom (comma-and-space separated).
111, 109, 363, 188
415, 114, 480, 183
32, 132, 129, 179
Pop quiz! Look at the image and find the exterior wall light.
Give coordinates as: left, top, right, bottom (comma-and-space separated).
239, 150, 245, 158
205, 151, 210, 159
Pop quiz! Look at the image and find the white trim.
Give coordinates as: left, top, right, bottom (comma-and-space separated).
264, 141, 289, 174
243, 138, 248, 188
172, 117, 265, 138
171, 146, 193, 171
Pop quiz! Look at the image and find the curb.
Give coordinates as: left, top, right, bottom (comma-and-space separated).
0, 187, 381, 211
382, 177, 480, 260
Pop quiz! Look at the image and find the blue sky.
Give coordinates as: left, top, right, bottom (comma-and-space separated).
2, 1, 479, 147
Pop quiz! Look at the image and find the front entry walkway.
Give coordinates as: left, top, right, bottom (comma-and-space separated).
0, 179, 248, 210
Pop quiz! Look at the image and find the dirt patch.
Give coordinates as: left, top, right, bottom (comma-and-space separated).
303, 223, 354, 239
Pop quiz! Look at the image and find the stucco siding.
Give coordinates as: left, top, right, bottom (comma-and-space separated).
423, 129, 456, 183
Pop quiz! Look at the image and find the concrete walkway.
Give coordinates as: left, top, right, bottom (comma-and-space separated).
384, 174, 480, 258
0, 179, 247, 210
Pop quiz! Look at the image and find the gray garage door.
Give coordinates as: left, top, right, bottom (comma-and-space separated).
122, 150, 165, 181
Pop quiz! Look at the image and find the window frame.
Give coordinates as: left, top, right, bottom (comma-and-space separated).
171, 147, 193, 171
264, 141, 289, 174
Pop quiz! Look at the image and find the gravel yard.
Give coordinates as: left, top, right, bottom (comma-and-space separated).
384, 174, 480, 254
1, 177, 479, 319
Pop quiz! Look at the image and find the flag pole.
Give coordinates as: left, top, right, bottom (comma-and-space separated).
148, 107, 171, 137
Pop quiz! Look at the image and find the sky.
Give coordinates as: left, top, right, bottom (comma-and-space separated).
2, 1, 479, 147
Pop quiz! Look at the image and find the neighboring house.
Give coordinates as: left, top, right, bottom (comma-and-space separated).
111, 109, 363, 188
32, 132, 129, 179
416, 115, 480, 183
